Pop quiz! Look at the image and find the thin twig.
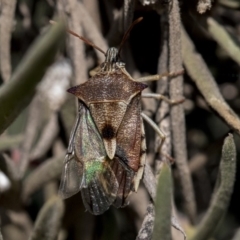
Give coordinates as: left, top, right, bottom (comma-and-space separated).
169, 0, 197, 223
182, 26, 240, 136
22, 153, 64, 202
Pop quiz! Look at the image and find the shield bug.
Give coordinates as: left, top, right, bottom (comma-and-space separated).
57, 18, 184, 215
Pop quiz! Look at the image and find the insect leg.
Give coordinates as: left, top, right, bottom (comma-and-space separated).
133, 119, 147, 192
142, 93, 185, 105
141, 112, 166, 152
136, 69, 184, 82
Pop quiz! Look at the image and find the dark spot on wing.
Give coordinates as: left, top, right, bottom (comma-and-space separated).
102, 124, 115, 139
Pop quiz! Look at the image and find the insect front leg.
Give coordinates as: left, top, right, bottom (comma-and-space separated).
141, 112, 174, 163
141, 112, 166, 152
142, 93, 185, 105
136, 69, 184, 82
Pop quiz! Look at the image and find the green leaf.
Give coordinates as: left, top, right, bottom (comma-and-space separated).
0, 21, 66, 134
152, 162, 172, 240
190, 133, 236, 240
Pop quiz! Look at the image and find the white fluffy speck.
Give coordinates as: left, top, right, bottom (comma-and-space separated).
0, 171, 11, 192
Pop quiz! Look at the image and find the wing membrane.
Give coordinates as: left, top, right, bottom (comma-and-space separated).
59, 107, 83, 199
110, 157, 135, 208
81, 159, 118, 215
59, 153, 83, 199
59, 102, 119, 213
116, 94, 143, 172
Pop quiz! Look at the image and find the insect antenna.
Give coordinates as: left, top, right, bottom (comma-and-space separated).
49, 20, 106, 56
118, 17, 143, 56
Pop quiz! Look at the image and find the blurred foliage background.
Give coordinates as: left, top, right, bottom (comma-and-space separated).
0, 0, 240, 239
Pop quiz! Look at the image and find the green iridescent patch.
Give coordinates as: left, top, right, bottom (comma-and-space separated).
85, 160, 104, 184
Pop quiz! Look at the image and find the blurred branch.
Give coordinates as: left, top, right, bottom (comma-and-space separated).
143, 162, 157, 200
0, 154, 21, 209
29, 196, 64, 240
0, 134, 23, 151
82, 0, 102, 30
22, 153, 64, 201
155, 11, 171, 169
231, 228, 240, 240
152, 163, 172, 240
19, 2, 31, 29
62, 0, 88, 85
43, 181, 58, 201
219, 0, 240, 9
190, 134, 236, 240
0, 154, 19, 181
78, 2, 108, 62
169, 0, 196, 223
19, 96, 42, 177
103, 0, 123, 46
30, 113, 59, 160
182, 26, 240, 137
204, 17, 240, 66
136, 203, 155, 240
189, 153, 207, 174
123, 0, 135, 31
0, 21, 66, 134
0, 0, 16, 82
3, 210, 33, 238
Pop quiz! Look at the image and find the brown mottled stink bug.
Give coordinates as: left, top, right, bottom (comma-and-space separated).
57, 18, 183, 215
